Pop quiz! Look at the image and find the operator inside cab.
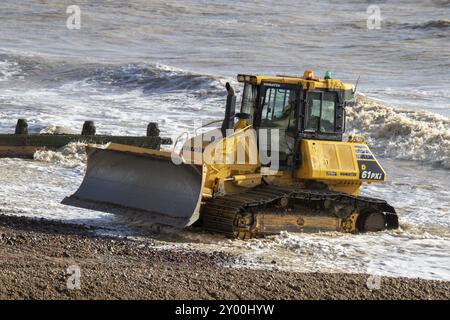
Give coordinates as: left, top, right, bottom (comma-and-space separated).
305, 91, 337, 133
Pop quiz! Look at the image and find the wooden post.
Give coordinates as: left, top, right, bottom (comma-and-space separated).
15, 119, 28, 135
82, 121, 96, 135
147, 122, 160, 137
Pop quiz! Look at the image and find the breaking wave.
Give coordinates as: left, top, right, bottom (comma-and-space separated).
0, 53, 225, 95
344, 19, 450, 32
85, 64, 226, 95
408, 19, 450, 30
3, 53, 449, 170
347, 95, 450, 169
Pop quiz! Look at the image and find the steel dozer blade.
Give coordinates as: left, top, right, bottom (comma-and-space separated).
63, 143, 204, 228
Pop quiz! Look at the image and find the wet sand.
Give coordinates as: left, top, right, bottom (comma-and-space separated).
0, 214, 448, 300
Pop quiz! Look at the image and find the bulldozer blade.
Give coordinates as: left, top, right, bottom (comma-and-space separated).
63, 144, 204, 228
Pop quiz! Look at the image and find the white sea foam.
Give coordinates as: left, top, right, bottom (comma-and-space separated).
229, 230, 450, 281
39, 125, 78, 135
33, 142, 88, 169
347, 95, 450, 169
0, 60, 21, 81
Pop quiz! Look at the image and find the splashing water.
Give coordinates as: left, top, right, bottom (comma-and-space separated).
33, 142, 88, 169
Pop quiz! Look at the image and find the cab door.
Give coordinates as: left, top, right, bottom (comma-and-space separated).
256, 83, 300, 169
302, 90, 343, 141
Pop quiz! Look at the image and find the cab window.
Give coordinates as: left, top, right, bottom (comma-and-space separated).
305, 92, 337, 132
259, 86, 297, 167
240, 83, 258, 125
261, 87, 294, 129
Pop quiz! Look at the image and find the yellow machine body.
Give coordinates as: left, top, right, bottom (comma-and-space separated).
65, 71, 397, 237
180, 130, 386, 197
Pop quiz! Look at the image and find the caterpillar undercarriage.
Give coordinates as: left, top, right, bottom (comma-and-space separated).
202, 185, 398, 238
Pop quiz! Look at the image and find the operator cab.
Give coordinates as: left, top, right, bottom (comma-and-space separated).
237, 71, 354, 167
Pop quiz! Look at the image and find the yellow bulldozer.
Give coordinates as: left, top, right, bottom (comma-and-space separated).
64, 70, 398, 238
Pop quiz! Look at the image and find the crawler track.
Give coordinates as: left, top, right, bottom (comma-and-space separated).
201, 185, 398, 239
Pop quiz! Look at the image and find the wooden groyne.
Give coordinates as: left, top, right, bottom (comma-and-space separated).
0, 119, 172, 158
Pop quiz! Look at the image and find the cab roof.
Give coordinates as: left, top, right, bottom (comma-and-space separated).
237, 72, 354, 91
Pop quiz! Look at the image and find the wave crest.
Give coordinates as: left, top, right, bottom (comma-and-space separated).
80, 63, 226, 96
0, 59, 22, 81
409, 19, 450, 30
347, 95, 450, 169
0, 53, 226, 95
